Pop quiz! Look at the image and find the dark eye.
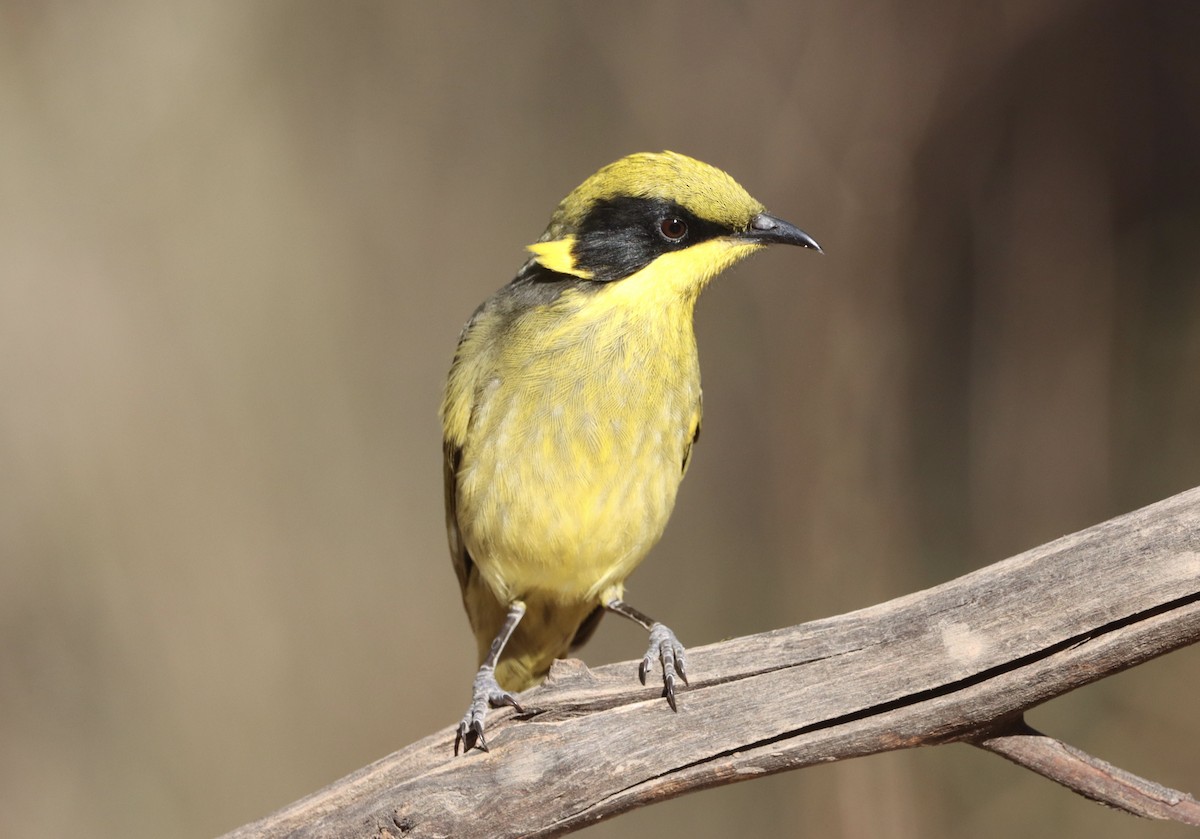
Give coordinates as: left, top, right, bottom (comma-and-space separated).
659, 217, 688, 242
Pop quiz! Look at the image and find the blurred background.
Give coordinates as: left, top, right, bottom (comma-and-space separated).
2, 2, 1198, 837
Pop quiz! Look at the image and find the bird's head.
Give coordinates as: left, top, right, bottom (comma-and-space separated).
526, 151, 820, 297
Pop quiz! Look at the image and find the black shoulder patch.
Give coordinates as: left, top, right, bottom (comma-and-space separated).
477, 259, 598, 323
508, 258, 592, 302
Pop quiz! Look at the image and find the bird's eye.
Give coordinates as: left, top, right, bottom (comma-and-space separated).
659, 217, 688, 242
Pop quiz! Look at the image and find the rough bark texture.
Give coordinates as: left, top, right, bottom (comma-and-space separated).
224, 487, 1200, 838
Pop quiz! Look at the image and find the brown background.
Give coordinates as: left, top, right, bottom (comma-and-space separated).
2, 2, 1198, 837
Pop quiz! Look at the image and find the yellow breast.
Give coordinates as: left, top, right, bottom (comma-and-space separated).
451, 282, 701, 606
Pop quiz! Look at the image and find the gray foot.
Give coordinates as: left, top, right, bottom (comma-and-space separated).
638, 622, 688, 711
455, 666, 523, 755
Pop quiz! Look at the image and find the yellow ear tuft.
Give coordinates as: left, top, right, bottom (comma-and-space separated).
526, 237, 593, 279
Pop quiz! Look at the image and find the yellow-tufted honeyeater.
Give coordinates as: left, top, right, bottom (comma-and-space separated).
442, 151, 820, 753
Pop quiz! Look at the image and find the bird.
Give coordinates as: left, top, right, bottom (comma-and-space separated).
441, 151, 820, 754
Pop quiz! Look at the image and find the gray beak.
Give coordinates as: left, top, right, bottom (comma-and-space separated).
742, 213, 822, 252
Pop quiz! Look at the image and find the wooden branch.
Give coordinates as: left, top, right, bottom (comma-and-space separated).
223, 487, 1200, 839
974, 719, 1200, 824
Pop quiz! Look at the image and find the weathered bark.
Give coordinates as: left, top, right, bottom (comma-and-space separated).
223, 487, 1200, 838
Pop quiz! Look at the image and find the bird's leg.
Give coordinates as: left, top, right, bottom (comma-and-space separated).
455, 600, 526, 755
605, 598, 688, 711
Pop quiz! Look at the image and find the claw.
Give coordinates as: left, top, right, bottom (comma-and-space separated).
642, 623, 688, 711
454, 666, 524, 755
